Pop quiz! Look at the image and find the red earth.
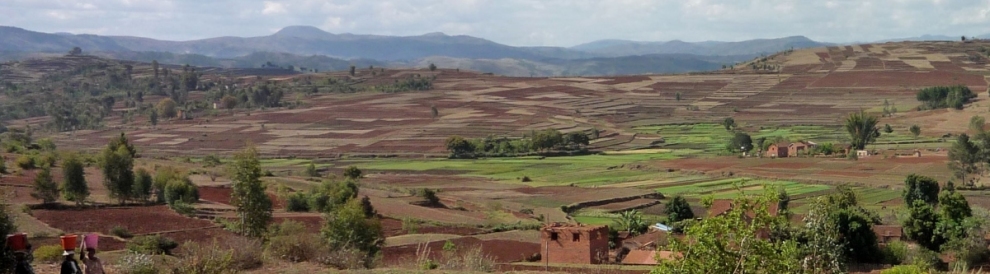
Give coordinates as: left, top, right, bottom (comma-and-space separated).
381, 236, 539, 266
198, 186, 285, 209
32, 205, 216, 235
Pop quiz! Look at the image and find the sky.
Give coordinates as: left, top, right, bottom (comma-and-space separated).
1, 0, 989, 47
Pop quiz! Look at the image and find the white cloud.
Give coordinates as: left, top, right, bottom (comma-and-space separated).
261, 1, 286, 15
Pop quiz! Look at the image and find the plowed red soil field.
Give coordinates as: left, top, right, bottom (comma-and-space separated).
33, 205, 215, 235
382, 236, 539, 265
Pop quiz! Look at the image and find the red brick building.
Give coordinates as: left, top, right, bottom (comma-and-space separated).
541, 223, 610, 264
766, 143, 789, 158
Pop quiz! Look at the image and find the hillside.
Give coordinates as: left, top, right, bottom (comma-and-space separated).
0, 26, 832, 76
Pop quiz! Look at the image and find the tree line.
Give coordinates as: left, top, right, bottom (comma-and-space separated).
917, 85, 975, 110
444, 129, 593, 158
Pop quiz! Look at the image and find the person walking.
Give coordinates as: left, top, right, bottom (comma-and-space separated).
13, 250, 34, 274
60, 251, 82, 274
80, 248, 104, 274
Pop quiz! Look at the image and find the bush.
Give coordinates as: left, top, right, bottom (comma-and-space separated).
164, 180, 199, 205
906, 247, 942, 272
0, 156, 6, 174
117, 252, 157, 274
170, 201, 196, 216
15, 155, 33, 170
222, 236, 263, 270
266, 221, 322, 262
36, 152, 57, 168
285, 192, 311, 212
418, 188, 440, 207
127, 235, 178, 255
202, 154, 222, 167
172, 241, 236, 274
33, 244, 63, 263
111, 226, 134, 239
521, 176, 531, 182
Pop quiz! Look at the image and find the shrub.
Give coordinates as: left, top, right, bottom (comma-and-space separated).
285, 192, 311, 212
170, 201, 196, 216
172, 240, 236, 274
127, 235, 178, 255
223, 236, 263, 270
36, 152, 57, 168
118, 252, 157, 274
521, 176, 531, 182
266, 221, 321, 263
343, 166, 362, 180
418, 188, 440, 207
164, 180, 199, 205
0, 156, 6, 174
33, 245, 63, 263
15, 155, 34, 170
111, 226, 134, 239
202, 154, 222, 167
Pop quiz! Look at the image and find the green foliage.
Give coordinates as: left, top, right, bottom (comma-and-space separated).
903, 174, 940, 206
970, 115, 986, 132
0, 196, 17, 271
418, 188, 441, 207
916, 85, 975, 110
653, 190, 800, 274
374, 77, 433, 93
726, 132, 753, 153
445, 135, 475, 158
266, 221, 322, 263
133, 168, 153, 202
164, 179, 199, 205
304, 162, 319, 177
663, 196, 694, 222
37, 138, 56, 151
15, 154, 34, 170
909, 125, 921, 138
127, 235, 178, 255
904, 200, 942, 251
321, 198, 385, 269
429, 63, 437, 71
309, 179, 358, 213
61, 153, 89, 205
343, 166, 362, 180
881, 241, 909, 265
615, 210, 648, 235
31, 166, 59, 204
202, 154, 222, 167
285, 192, 311, 212
101, 133, 135, 204
845, 110, 880, 150
111, 226, 134, 238
948, 134, 982, 186
884, 124, 894, 133
813, 187, 882, 263
0, 155, 6, 174
721, 117, 736, 131
229, 145, 273, 238
156, 98, 178, 119
33, 245, 64, 263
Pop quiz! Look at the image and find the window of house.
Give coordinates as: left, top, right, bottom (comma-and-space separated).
550, 232, 558, 241
572, 232, 580, 242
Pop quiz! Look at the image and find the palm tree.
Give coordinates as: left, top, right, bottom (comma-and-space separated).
845, 111, 880, 150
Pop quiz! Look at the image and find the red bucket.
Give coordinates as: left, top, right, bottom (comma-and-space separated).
6, 233, 27, 251
60, 235, 78, 251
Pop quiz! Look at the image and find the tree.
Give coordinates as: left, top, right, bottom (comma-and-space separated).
429, 63, 437, 71
970, 116, 986, 132
727, 132, 753, 153
444, 136, 474, 158
0, 195, 18, 272
948, 134, 981, 186
675, 92, 682, 101
61, 153, 89, 206
221, 95, 238, 110
149, 109, 158, 127
654, 190, 801, 274
903, 174, 940, 206
322, 198, 385, 268
101, 135, 135, 204
564, 132, 590, 150
31, 166, 59, 204
152, 60, 160, 79
156, 98, 178, 119
663, 196, 694, 222
68, 47, 82, 55
349, 65, 356, 76
909, 125, 921, 138
430, 105, 439, 119
133, 168, 153, 202
845, 111, 880, 150
722, 117, 736, 131
615, 210, 648, 235
229, 144, 273, 238
904, 200, 942, 251
815, 187, 882, 263
305, 162, 320, 177
343, 166, 362, 180
802, 196, 847, 272
883, 124, 894, 134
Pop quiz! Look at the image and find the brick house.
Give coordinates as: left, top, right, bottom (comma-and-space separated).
766, 143, 789, 158
873, 225, 904, 244
788, 141, 816, 157
541, 223, 610, 264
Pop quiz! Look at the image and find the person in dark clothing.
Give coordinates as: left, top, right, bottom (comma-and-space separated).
60, 251, 81, 274
13, 251, 34, 274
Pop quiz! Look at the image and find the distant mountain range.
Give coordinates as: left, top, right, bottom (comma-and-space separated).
0, 25, 832, 76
